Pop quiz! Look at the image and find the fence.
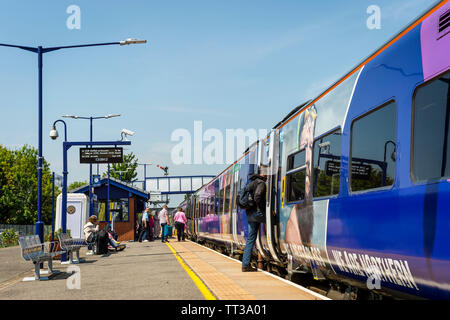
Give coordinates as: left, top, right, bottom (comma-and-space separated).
0, 224, 52, 237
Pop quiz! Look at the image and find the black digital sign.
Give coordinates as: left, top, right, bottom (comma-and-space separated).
325, 160, 371, 180
80, 147, 123, 164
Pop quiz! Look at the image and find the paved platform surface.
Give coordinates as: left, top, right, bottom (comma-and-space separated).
0, 239, 327, 300
169, 241, 326, 300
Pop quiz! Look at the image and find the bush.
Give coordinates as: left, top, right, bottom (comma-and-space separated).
0, 229, 19, 248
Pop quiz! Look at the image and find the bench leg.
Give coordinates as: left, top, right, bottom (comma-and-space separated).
47, 258, 53, 273
34, 262, 41, 280
22, 262, 49, 281
47, 258, 60, 275
61, 250, 73, 265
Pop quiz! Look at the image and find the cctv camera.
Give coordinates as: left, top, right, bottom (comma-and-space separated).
121, 129, 135, 136
49, 126, 59, 140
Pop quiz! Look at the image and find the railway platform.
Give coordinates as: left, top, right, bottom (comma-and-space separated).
0, 238, 328, 301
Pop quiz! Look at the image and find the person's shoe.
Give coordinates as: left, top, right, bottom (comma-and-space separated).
143, 240, 149, 242
242, 266, 258, 272
86, 250, 94, 256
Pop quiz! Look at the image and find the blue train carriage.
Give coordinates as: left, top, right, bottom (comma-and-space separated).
275, 2, 450, 299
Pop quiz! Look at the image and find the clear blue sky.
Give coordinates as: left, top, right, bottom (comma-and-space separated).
0, 0, 437, 206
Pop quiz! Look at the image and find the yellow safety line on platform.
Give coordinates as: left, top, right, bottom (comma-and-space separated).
166, 242, 216, 300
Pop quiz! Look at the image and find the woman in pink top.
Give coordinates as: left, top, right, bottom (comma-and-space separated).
174, 207, 187, 242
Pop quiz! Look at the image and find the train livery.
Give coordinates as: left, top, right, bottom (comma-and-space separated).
180, 1, 450, 299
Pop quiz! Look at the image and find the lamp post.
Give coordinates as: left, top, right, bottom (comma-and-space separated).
0, 38, 147, 243
62, 114, 121, 216
50, 120, 68, 220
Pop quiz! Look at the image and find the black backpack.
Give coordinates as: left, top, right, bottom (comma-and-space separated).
96, 230, 109, 255
237, 187, 256, 211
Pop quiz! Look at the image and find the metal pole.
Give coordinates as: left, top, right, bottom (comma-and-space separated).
51, 172, 55, 242
61, 143, 68, 262
35, 47, 44, 244
107, 163, 110, 223
89, 117, 93, 216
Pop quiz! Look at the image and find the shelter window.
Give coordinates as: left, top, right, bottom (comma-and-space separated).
96, 198, 129, 222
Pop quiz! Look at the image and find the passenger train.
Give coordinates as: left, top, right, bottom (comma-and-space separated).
178, 1, 450, 299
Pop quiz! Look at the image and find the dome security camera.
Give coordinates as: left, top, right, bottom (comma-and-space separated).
49, 126, 59, 140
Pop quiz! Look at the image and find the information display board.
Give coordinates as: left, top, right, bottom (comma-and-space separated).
80, 147, 123, 164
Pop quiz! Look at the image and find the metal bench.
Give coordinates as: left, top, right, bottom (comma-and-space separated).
57, 233, 87, 264
18, 235, 64, 281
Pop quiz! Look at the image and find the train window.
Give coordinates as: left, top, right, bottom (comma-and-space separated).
200, 201, 204, 218
286, 149, 306, 202
286, 169, 306, 202
412, 72, 450, 182
350, 100, 397, 192
203, 200, 206, 217
224, 185, 231, 213
288, 149, 305, 170
232, 176, 238, 211
219, 188, 224, 215
313, 129, 341, 197
214, 197, 218, 215
203, 201, 206, 217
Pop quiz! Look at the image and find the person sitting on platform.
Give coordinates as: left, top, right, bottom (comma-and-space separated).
83, 215, 99, 255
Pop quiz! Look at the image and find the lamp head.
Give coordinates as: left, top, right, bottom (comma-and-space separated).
120, 38, 147, 46
105, 114, 121, 119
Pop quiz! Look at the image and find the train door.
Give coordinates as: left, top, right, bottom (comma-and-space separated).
408, 71, 450, 295
193, 196, 198, 237
236, 158, 250, 247
264, 130, 285, 264
231, 165, 240, 245
255, 139, 271, 260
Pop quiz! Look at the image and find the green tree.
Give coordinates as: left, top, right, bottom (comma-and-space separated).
103, 152, 138, 183
0, 145, 56, 225
68, 181, 88, 192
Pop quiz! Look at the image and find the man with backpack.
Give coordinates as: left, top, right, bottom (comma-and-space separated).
237, 170, 267, 272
